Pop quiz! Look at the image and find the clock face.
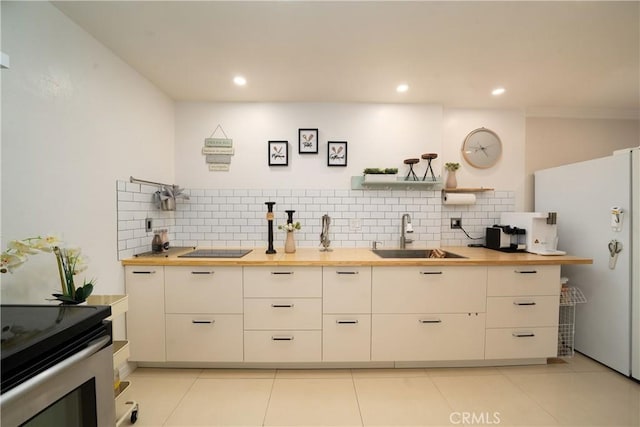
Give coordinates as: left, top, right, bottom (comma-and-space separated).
462, 128, 502, 169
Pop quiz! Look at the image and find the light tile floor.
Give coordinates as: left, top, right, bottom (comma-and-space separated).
124, 354, 639, 427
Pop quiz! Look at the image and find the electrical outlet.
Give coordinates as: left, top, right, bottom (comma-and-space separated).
450, 218, 462, 229
145, 218, 153, 232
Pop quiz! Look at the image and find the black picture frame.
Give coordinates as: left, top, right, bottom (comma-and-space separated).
298, 128, 319, 154
268, 141, 288, 166
327, 141, 347, 167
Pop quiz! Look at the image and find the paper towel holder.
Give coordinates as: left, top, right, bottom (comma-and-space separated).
441, 187, 494, 205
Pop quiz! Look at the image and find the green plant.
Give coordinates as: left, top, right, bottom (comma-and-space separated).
363, 168, 398, 175
445, 162, 460, 171
1, 235, 95, 304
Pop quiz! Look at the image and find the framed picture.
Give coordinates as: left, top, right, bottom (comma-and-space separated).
298, 128, 318, 154
327, 141, 347, 167
268, 141, 288, 166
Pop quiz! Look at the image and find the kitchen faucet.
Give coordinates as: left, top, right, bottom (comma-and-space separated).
400, 213, 414, 249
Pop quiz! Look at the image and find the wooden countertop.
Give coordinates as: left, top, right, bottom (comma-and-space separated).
121, 246, 592, 267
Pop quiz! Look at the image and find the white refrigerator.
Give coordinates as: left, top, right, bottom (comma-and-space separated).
535, 148, 639, 380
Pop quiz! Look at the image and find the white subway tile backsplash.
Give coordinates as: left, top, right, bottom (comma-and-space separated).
116, 181, 514, 259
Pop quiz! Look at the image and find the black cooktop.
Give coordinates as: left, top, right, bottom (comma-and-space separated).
1, 304, 111, 392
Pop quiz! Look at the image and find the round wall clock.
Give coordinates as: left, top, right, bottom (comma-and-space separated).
461, 127, 502, 169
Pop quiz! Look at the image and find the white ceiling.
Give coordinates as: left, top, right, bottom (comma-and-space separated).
53, 1, 640, 114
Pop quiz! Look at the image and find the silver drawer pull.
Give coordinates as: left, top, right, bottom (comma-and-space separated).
420, 271, 443, 275
192, 320, 215, 324
271, 271, 294, 275
336, 271, 359, 275
132, 270, 156, 274
419, 319, 442, 324
515, 270, 537, 274
271, 336, 294, 341
512, 332, 535, 338
336, 320, 359, 324
513, 301, 537, 306
271, 304, 294, 308
191, 271, 214, 275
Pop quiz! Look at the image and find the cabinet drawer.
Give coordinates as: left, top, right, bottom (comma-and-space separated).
322, 315, 371, 362
244, 298, 321, 330
244, 330, 321, 362
323, 266, 372, 314
243, 267, 322, 297
487, 266, 560, 296
125, 266, 166, 362
166, 314, 243, 362
165, 266, 243, 314
372, 266, 487, 313
371, 313, 485, 361
485, 327, 558, 359
486, 296, 559, 328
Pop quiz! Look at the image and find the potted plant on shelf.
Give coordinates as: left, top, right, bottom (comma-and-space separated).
363, 167, 399, 183
1, 235, 95, 304
444, 162, 460, 189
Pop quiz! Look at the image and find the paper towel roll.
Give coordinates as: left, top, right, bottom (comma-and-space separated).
443, 193, 476, 205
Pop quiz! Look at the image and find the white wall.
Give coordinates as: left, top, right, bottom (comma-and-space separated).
175, 103, 443, 189
525, 116, 639, 210
443, 109, 526, 210
1, 2, 174, 303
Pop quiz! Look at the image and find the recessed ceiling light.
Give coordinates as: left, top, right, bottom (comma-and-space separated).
491, 87, 506, 96
233, 76, 247, 86
396, 83, 409, 93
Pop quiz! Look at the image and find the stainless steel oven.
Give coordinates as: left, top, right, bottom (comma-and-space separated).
1, 305, 115, 427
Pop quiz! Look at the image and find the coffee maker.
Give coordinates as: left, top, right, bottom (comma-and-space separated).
500, 212, 565, 255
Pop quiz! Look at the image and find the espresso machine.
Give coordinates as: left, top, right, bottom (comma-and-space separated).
500, 212, 565, 255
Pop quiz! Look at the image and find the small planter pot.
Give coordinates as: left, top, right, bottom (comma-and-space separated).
363, 174, 398, 183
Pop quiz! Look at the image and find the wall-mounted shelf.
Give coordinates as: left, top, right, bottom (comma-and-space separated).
442, 188, 494, 193
351, 176, 442, 190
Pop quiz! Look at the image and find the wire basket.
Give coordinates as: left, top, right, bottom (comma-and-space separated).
557, 287, 587, 357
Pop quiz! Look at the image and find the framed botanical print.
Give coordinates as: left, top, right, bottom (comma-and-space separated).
327, 141, 347, 167
298, 128, 318, 154
268, 141, 288, 166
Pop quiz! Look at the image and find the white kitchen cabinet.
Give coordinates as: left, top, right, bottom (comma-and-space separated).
485, 265, 560, 359
125, 266, 166, 362
323, 315, 371, 361
165, 314, 243, 362
322, 266, 372, 361
486, 296, 559, 328
244, 330, 322, 362
164, 266, 244, 362
485, 327, 559, 359
372, 266, 487, 313
243, 266, 322, 298
487, 265, 560, 296
244, 298, 322, 330
243, 266, 323, 362
165, 266, 242, 314
323, 266, 372, 314
370, 266, 487, 361
371, 313, 486, 361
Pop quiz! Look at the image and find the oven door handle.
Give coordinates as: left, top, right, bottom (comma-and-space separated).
0, 335, 110, 407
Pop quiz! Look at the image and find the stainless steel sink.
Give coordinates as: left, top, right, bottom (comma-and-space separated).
372, 249, 466, 259
178, 249, 253, 258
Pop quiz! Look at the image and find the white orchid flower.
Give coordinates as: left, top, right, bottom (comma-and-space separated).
0, 251, 27, 273
30, 235, 62, 252
7, 240, 39, 255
